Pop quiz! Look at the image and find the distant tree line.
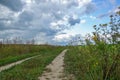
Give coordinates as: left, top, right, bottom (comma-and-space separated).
0, 37, 35, 45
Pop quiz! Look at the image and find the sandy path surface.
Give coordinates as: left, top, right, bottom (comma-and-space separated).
0, 55, 40, 72
38, 49, 68, 80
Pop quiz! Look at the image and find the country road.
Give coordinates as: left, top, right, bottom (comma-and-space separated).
0, 55, 40, 72
38, 49, 68, 80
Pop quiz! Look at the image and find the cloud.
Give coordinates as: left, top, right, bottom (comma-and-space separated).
97, 6, 120, 19
97, 13, 110, 19
68, 17, 80, 26
53, 33, 83, 45
80, 19, 86, 24
114, 7, 120, 13
90, 15, 96, 19
0, 0, 24, 12
0, 0, 96, 45
53, 33, 73, 42
83, 2, 96, 14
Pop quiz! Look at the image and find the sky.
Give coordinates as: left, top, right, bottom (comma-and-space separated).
0, 0, 120, 45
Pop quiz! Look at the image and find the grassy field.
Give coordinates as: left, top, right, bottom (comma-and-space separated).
0, 45, 64, 80
0, 44, 57, 66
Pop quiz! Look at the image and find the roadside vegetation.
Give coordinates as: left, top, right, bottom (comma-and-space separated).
65, 7, 120, 80
0, 45, 64, 80
0, 44, 58, 66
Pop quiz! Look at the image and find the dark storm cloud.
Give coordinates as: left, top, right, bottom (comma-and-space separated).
68, 17, 80, 26
66, 1, 79, 8
19, 11, 34, 21
13, 11, 34, 29
0, 0, 24, 11
0, 22, 7, 30
0, 18, 13, 21
84, 3, 96, 14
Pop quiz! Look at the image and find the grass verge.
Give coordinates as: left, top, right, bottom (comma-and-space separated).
0, 53, 39, 66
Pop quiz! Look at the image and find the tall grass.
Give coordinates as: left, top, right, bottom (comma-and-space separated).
64, 7, 120, 80
0, 46, 64, 80
0, 44, 62, 66
65, 45, 119, 80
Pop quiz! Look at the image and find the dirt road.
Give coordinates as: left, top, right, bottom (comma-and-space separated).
38, 49, 68, 80
0, 55, 40, 72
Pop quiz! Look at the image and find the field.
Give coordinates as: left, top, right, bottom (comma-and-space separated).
0, 45, 64, 80
0, 44, 119, 80
0, 44, 62, 66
